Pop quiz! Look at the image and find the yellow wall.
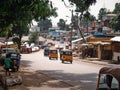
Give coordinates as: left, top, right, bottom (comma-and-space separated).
89, 37, 111, 42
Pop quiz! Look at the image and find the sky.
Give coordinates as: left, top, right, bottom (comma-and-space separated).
50, 0, 120, 26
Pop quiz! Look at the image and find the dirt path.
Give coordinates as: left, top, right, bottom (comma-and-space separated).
0, 63, 74, 90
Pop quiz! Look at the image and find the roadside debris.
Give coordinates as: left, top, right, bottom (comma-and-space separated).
6, 75, 22, 86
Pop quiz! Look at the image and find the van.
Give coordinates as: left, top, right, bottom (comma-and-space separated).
1, 48, 16, 58
0, 48, 17, 65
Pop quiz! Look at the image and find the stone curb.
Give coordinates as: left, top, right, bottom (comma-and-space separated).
74, 57, 115, 66
82, 60, 114, 66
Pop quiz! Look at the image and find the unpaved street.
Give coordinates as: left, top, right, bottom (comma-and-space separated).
21, 49, 104, 90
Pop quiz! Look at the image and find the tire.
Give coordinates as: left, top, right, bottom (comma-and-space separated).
62, 60, 64, 63
70, 61, 72, 64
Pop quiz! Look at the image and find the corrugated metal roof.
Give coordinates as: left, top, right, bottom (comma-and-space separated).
72, 35, 92, 43
110, 36, 120, 42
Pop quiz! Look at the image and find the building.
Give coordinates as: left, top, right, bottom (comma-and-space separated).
110, 36, 120, 61
102, 14, 117, 27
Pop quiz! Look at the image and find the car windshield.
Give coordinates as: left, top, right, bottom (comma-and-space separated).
11, 54, 17, 57
50, 50, 57, 54
99, 74, 119, 90
2, 48, 16, 53
10, 53, 20, 59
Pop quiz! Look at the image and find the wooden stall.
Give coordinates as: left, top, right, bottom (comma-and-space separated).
110, 36, 120, 62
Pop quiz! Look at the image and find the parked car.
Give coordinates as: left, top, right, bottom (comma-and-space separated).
31, 46, 39, 52
96, 66, 120, 90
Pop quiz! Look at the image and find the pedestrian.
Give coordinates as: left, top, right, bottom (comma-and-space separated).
4, 53, 11, 76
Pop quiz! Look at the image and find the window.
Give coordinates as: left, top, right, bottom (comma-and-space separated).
99, 74, 119, 90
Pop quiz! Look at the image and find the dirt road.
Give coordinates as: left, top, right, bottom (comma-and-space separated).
19, 49, 104, 90
1, 49, 106, 90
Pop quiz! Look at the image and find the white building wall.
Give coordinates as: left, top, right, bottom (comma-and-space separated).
113, 52, 120, 61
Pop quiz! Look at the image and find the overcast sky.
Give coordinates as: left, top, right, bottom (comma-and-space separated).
50, 0, 120, 26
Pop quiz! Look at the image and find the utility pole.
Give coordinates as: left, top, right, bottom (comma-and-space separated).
70, 10, 73, 50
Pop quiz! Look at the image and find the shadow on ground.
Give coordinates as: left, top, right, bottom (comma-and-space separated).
20, 60, 33, 67
8, 71, 73, 90
36, 70, 98, 90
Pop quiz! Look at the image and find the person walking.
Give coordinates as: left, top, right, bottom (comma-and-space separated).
4, 53, 11, 76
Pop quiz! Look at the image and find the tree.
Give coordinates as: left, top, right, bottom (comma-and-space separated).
12, 20, 29, 49
110, 14, 120, 32
62, 0, 97, 43
81, 11, 96, 34
81, 11, 96, 26
57, 19, 66, 30
38, 19, 52, 34
0, 0, 57, 49
113, 3, 120, 14
98, 8, 108, 20
110, 3, 120, 32
29, 31, 39, 44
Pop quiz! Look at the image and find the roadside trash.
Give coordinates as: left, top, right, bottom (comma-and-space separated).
6, 75, 22, 86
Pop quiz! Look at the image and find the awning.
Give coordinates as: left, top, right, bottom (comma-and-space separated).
110, 36, 120, 42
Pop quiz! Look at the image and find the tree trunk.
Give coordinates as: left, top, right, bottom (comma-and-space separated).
18, 34, 22, 50
78, 26, 86, 43
78, 13, 86, 43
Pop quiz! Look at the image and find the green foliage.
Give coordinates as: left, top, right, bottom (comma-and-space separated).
29, 31, 39, 44
12, 21, 29, 36
110, 14, 120, 32
0, 24, 13, 37
98, 8, 108, 20
38, 19, 52, 33
71, 15, 79, 30
12, 37, 21, 45
66, 25, 71, 31
0, 0, 57, 34
82, 11, 96, 22
62, 0, 96, 43
113, 3, 120, 14
110, 3, 120, 32
0, 0, 57, 49
57, 19, 66, 30
68, 0, 96, 13
81, 11, 96, 28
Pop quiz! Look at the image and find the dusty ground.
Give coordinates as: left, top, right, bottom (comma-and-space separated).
0, 64, 74, 90
0, 51, 85, 90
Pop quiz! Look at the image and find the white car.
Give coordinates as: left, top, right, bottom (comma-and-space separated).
32, 46, 39, 52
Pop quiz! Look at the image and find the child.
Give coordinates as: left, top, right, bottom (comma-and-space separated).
4, 53, 11, 76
